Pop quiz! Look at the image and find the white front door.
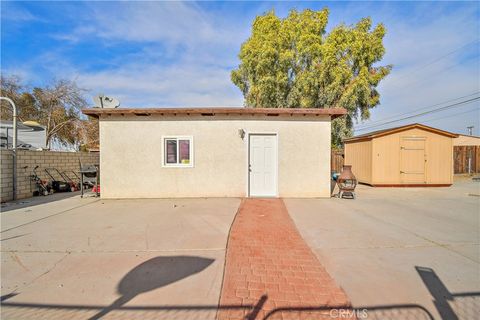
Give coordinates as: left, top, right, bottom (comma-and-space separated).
249, 134, 277, 197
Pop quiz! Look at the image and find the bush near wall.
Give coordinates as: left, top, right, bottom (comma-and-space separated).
0, 150, 99, 202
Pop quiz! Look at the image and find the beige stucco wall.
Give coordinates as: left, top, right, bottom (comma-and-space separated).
99, 114, 331, 198
454, 135, 480, 146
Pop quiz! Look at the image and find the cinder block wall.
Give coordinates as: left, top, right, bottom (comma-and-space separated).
1, 150, 14, 202
0, 150, 99, 202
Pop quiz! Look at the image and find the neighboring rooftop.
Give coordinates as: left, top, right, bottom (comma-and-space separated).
455, 133, 480, 139
453, 133, 480, 146
82, 107, 347, 119
0, 120, 45, 131
344, 123, 459, 143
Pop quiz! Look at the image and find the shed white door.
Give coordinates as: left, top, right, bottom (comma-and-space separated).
400, 137, 426, 184
249, 134, 277, 197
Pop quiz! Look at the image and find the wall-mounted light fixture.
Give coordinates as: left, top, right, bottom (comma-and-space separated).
238, 129, 246, 139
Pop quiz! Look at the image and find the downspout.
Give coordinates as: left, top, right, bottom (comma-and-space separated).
1, 97, 18, 200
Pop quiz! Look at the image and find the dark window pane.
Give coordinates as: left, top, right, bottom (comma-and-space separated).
166, 139, 177, 164
179, 140, 190, 164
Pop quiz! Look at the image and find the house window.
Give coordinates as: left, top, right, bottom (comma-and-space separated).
163, 136, 193, 167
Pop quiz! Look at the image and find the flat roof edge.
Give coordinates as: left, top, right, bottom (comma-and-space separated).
81, 107, 347, 119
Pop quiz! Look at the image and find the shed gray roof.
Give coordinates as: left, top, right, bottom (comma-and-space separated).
344, 123, 458, 143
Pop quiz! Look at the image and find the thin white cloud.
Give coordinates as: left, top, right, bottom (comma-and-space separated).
1, 5, 41, 22
75, 62, 243, 107
3, 2, 479, 134
56, 2, 243, 50
50, 26, 97, 43
354, 3, 480, 134
42, 1, 246, 107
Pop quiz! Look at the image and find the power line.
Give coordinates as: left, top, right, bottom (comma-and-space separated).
355, 96, 480, 132
393, 53, 479, 91
418, 107, 480, 124
386, 39, 479, 85
356, 91, 480, 127
356, 97, 479, 131
378, 40, 480, 101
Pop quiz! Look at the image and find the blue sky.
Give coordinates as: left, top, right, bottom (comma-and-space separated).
1, 1, 479, 135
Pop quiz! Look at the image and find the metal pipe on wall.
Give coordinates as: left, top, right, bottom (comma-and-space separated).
1, 97, 18, 200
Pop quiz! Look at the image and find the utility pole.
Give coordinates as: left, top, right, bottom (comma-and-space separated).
466, 126, 474, 175
0, 97, 18, 200
467, 126, 474, 136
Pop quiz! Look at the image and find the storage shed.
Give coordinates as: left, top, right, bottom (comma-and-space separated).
82, 107, 346, 198
343, 123, 458, 186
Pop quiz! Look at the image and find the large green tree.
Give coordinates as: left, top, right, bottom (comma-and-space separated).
231, 9, 391, 146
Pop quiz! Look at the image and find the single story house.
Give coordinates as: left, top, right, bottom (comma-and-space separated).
82, 107, 346, 198
343, 123, 458, 187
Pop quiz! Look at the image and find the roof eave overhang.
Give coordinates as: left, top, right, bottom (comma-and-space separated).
82, 107, 347, 120
343, 137, 372, 143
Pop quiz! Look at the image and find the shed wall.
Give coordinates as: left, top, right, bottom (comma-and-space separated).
371, 128, 453, 185
99, 115, 331, 198
344, 140, 372, 184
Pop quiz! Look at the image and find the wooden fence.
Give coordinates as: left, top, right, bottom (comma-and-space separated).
454, 146, 480, 174
331, 149, 344, 173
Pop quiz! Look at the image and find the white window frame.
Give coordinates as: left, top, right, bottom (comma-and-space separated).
162, 136, 194, 168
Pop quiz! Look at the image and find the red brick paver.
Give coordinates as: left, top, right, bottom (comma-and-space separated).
218, 199, 353, 320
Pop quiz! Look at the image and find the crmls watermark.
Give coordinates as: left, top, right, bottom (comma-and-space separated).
329, 308, 368, 318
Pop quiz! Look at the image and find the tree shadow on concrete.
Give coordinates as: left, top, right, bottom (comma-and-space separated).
0, 293, 18, 302
88, 255, 214, 320
2, 265, 479, 319
2, 293, 479, 319
414, 265, 480, 320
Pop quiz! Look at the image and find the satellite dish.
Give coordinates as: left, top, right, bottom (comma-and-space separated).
93, 94, 120, 109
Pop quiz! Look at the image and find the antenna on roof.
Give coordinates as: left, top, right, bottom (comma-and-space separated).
93, 94, 120, 109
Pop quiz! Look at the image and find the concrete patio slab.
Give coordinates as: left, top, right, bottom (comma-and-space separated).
1, 196, 241, 319
1, 192, 98, 232
3, 251, 225, 305
286, 181, 480, 320
2, 198, 239, 252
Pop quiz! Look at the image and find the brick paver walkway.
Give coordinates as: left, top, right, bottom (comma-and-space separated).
218, 199, 352, 320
